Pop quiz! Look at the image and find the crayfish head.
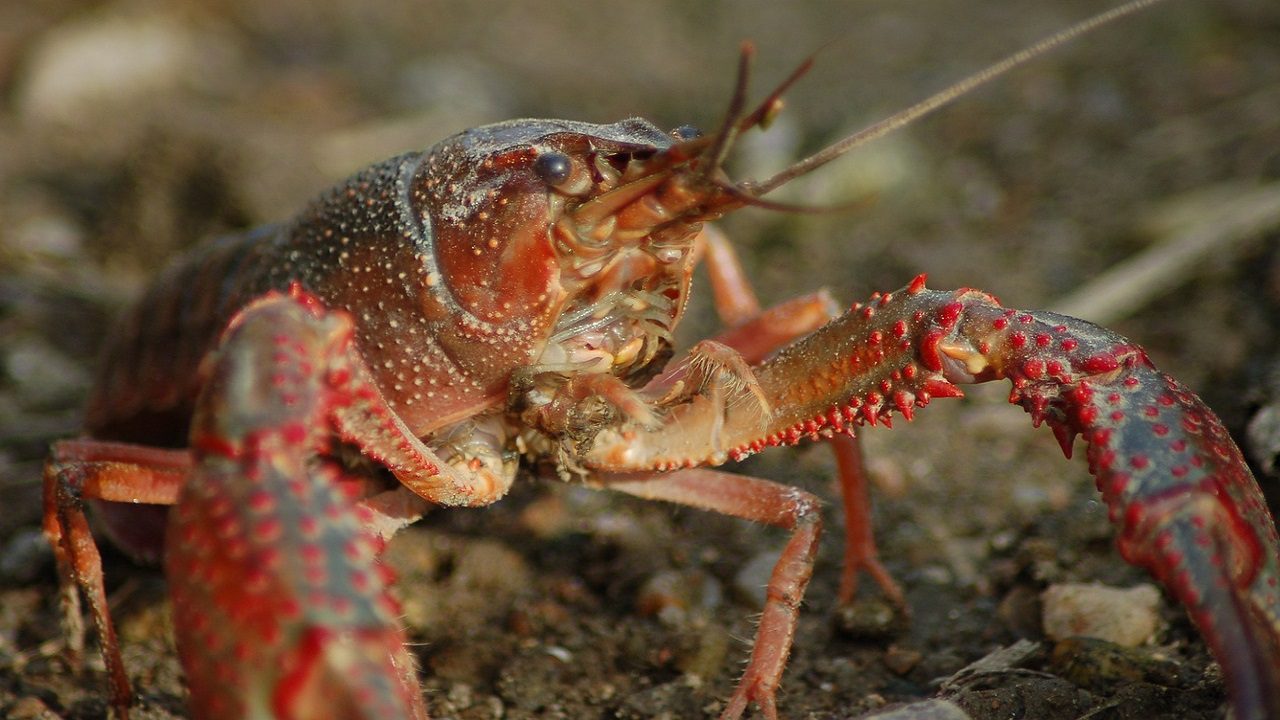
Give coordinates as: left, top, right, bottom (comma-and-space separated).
413, 45, 826, 397
419, 48, 818, 392
412, 117, 720, 387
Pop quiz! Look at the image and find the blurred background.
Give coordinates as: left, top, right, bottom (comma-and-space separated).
1, 0, 1278, 718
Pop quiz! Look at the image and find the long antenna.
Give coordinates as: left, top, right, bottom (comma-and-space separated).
749, 0, 1168, 196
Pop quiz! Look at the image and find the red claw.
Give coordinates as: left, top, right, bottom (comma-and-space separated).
583, 281, 1280, 720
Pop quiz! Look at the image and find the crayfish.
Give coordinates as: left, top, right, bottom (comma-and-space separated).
40, 0, 1280, 717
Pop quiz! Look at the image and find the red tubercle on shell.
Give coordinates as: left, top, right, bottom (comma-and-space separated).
936, 302, 963, 329
919, 330, 945, 372
922, 378, 963, 399
1022, 358, 1045, 380
892, 390, 915, 420
1081, 354, 1120, 374
1051, 422, 1077, 458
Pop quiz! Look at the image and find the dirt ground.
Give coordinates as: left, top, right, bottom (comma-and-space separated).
2, 1, 1279, 718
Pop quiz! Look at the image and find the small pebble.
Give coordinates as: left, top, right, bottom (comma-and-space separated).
1042, 582, 1161, 647
0, 529, 52, 585
636, 569, 722, 626
995, 585, 1042, 639
543, 645, 573, 663
1050, 636, 1186, 692
6, 341, 91, 407
17, 9, 233, 123
835, 598, 905, 640
732, 548, 781, 607
883, 644, 924, 675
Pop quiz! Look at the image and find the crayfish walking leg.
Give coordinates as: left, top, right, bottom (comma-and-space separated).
700, 227, 905, 608
596, 470, 821, 720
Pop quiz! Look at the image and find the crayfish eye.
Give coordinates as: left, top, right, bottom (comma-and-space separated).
533, 151, 573, 186
672, 125, 702, 141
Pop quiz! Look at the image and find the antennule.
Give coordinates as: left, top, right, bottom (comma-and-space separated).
700, 42, 756, 180
700, 44, 818, 183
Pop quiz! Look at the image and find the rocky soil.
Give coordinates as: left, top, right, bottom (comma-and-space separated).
2, 1, 1278, 718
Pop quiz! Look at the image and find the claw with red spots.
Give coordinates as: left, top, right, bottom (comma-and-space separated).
42, 293, 431, 720
167, 294, 429, 719
582, 277, 1280, 720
